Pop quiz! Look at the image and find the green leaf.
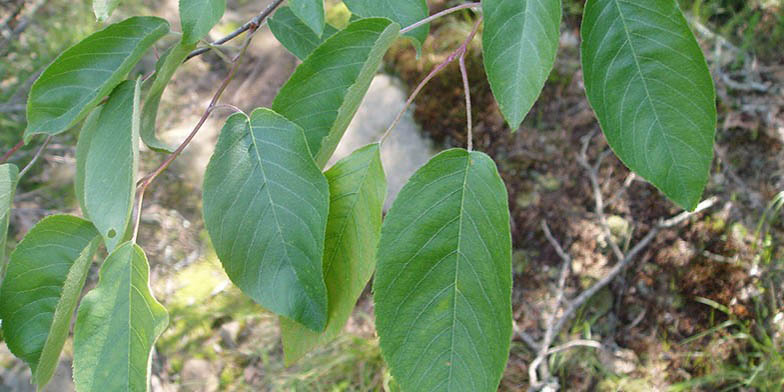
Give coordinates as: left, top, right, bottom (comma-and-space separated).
482, 0, 562, 130
0, 215, 101, 389
0, 163, 18, 274
343, 0, 429, 51
93, 0, 122, 22
140, 40, 195, 152
374, 149, 513, 392
202, 108, 330, 331
280, 143, 386, 363
75, 80, 140, 252
73, 242, 168, 392
272, 18, 399, 168
289, 0, 325, 37
179, 0, 226, 45
581, 0, 716, 210
269, 6, 339, 61
24, 16, 169, 142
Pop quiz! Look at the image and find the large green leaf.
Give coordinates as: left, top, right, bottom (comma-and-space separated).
140, 40, 195, 152
75, 79, 140, 252
272, 18, 399, 168
374, 149, 513, 392
24, 17, 169, 142
179, 0, 226, 45
0, 215, 101, 389
269, 6, 339, 61
202, 109, 330, 331
0, 163, 18, 274
581, 0, 716, 210
482, 0, 561, 130
343, 0, 429, 51
280, 143, 386, 363
289, 0, 325, 37
73, 242, 168, 392
93, 0, 122, 22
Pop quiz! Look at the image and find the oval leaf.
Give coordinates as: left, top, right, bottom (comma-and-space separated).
24, 16, 169, 142
581, 0, 716, 210
280, 143, 386, 363
374, 149, 513, 392
0, 163, 19, 273
73, 242, 168, 392
140, 40, 195, 152
75, 79, 140, 251
269, 6, 339, 61
0, 215, 101, 389
482, 0, 561, 130
179, 0, 226, 45
343, 0, 429, 51
272, 18, 399, 168
289, 0, 325, 37
202, 109, 330, 331
93, 0, 122, 22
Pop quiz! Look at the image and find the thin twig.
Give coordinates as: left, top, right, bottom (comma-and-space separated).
0, 140, 24, 164
185, 0, 285, 61
459, 50, 473, 151
399, 2, 481, 35
545, 339, 603, 356
380, 16, 482, 145
18, 135, 51, 177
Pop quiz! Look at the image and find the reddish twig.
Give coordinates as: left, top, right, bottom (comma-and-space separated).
0, 140, 24, 164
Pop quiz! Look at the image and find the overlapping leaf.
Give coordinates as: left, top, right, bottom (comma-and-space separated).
0, 163, 18, 274
483, 0, 562, 130
202, 109, 330, 331
0, 215, 101, 389
75, 79, 140, 252
93, 0, 122, 22
269, 6, 339, 60
73, 242, 168, 392
374, 149, 513, 392
280, 143, 386, 363
343, 0, 429, 50
289, 0, 325, 37
24, 17, 169, 142
272, 18, 399, 168
179, 0, 226, 45
581, 0, 716, 210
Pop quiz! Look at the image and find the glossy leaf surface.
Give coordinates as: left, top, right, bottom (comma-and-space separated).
374, 149, 513, 392
0, 215, 101, 388
269, 6, 338, 60
0, 163, 18, 271
24, 17, 169, 141
289, 0, 325, 37
343, 0, 428, 50
482, 0, 561, 130
581, 0, 716, 210
179, 0, 226, 45
73, 242, 168, 392
272, 18, 399, 168
202, 109, 330, 331
75, 80, 140, 252
280, 143, 386, 363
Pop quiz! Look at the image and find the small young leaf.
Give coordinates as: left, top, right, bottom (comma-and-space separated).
288, 0, 325, 37
24, 16, 169, 142
140, 40, 196, 152
0, 215, 101, 389
581, 0, 716, 210
374, 149, 513, 392
203, 109, 330, 331
93, 0, 122, 22
0, 163, 19, 273
73, 242, 168, 392
269, 6, 339, 60
482, 0, 562, 130
272, 18, 400, 168
343, 0, 429, 51
280, 143, 386, 363
179, 0, 226, 45
75, 79, 140, 252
